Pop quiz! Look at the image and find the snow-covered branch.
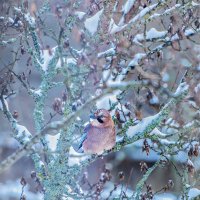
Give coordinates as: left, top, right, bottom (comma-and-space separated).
1, 1, 199, 199
113, 82, 189, 151
0, 88, 113, 174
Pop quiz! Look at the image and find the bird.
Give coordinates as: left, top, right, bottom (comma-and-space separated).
74, 109, 116, 155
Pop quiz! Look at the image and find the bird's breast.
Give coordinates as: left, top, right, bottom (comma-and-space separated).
82, 125, 115, 154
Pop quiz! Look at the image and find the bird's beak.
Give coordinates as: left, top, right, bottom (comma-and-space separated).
89, 113, 96, 121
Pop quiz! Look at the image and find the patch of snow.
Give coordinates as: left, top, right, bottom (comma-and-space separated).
68, 147, 89, 166
34, 89, 42, 96
119, 0, 136, 25
187, 159, 194, 167
96, 90, 131, 118
181, 58, 192, 68
15, 124, 32, 142
187, 188, 200, 199
108, 18, 127, 34
84, 9, 104, 35
150, 128, 167, 138
172, 151, 188, 163
102, 69, 112, 81
184, 28, 195, 36
194, 83, 200, 93
194, 156, 200, 171
149, 95, 159, 105
13, 7, 22, 13
8, 17, 14, 24
163, 3, 181, 14
150, 4, 181, 20
95, 88, 103, 96
0, 180, 43, 200
126, 114, 159, 138
40, 48, 55, 71
171, 33, 179, 41
173, 82, 189, 97
101, 182, 133, 199
165, 118, 175, 126
46, 133, 60, 151
130, 3, 158, 24
24, 13, 36, 28
75, 11, 86, 20
76, 116, 81, 121
0, 135, 18, 148
197, 64, 200, 71
107, 80, 137, 88
0, 97, 9, 111
154, 192, 177, 200
133, 28, 167, 44
146, 28, 167, 40
122, 0, 136, 14
39, 46, 64, 71
117, 107, 131, 122
96, 91, 119, 110
132, 33, 144, 45
66, 57, 77, 67
192, 1, 200, 6
97, 47, 116, 58
38, 160, 45, 168
159, 139, 175, 145
128, 53, 146, 67
162, 73, 170, 82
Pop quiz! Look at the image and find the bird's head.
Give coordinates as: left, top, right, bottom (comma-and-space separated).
90, 109, 113, 127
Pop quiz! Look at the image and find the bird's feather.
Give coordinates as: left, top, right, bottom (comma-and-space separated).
73, 123, 91, 153
78, 132, 87, 150
72, 109, 116, 154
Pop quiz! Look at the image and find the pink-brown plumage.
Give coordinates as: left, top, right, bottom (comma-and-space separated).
78, 109, 116, 155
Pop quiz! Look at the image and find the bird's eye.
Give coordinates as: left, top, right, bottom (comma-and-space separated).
97, 117, 104, 123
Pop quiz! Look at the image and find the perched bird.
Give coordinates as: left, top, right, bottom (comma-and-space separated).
74, 109, 116, 155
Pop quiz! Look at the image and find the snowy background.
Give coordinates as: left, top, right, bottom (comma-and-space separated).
0, 0, 200, 199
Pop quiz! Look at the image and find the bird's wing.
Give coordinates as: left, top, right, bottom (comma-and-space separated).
73, 123, 91, 153
83, 123, 92, 134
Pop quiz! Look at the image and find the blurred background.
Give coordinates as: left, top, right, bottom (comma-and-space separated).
0, 0, 200, 199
